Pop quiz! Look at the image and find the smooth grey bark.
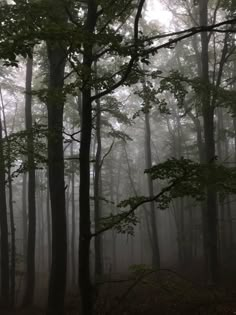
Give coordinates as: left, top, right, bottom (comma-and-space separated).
175, 112, 188, 265
79, 2, 97, 314
216, 108, 228, 260
70, 143, 76, 287
39, 176, 45, 271
144, 111, 160, 268
199, 0, 218, 284
46, 169, 51, 273
123, 143, 153, 260
109, 154, 117, 273
94, 97, 103, 278
0, 108, 9, 305
22, 56, 36, 306
8, 171, 15, 305
22, 173, 27, 269
1, 87, 15, 305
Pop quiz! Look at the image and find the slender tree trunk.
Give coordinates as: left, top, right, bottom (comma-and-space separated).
200, 0, 218, 284
23, 56, 36, 306
46, 169, 51, 273
1, 87, 15, 305
144, 112, 160, 268
8, 174, 15, 306
79, 2, 97, 314
36, 174, 42, 273
109, 156, 117, 273
216, 108, 227, 261
188, 204, 193, 262
175, 112, 187, 266
39, 177, 45, 271
66, 178, 70, 286
22, 173, 27, 269
0, 110, 9, 306
94, 96, 103, 278
70, 144, 76, 288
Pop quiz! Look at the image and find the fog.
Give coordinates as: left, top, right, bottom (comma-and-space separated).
1, 0, 236, 314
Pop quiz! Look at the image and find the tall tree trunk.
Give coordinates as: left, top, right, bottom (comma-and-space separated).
0, 109, 9, 306
23, 56, 36, 306
8, 173, 15, 306
216, 108, 227, 261
70, 144, 76, 288
94, 96, 103, 278
109, 155, 117, 273
39, 176, 45, 271
79, 2, 97, 314
46, 169, 51, 273
46, 1, 67, 312
200, 0, 218, 284
1, 87, 15, 305
22, 173, 27, 269
144, 111, 160, 268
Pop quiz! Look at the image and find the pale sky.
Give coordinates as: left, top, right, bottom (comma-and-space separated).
146, 0, 172, 26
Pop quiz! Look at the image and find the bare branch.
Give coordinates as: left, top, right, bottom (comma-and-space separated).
99, 140, 114, 170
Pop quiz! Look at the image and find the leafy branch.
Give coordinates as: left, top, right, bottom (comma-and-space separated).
91, 177, 180, 238
92, 157, 236, 238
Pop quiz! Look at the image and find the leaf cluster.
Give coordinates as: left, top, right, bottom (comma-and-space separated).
99, 210, 139, 236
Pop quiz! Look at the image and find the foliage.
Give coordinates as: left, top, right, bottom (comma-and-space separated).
98, 157, 236, 236
134, 78, 170, 116
129, 264, 154, 277
2, 123, 48, 180
146, 157, 236, 201
99, 210, 139, 236
157, 70, 236, 115
158, 71, 189, 109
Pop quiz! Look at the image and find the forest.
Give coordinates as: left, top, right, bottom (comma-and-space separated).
1, 0, 236, 314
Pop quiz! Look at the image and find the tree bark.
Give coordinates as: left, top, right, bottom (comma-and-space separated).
1, 87, 15, 305
199, 0, 218, 284
46, 169, 51, 273
22, 56, 36, 306
46, 2, 67, 311
0, 108, 9, 306
144, 111, 160, 268
79, 2, 97, 314
22, 173, 27, 270
70, 143, 76, 288
94, 96, 103, 278
8, 171, 15, 306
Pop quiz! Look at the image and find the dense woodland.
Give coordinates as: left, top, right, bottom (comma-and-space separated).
2, 0, 236, 314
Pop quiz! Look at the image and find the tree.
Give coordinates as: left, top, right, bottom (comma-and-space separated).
46, 0, 67, 313
94, 94, 103, 277
22, 55, 36, 306
1, 0, 236, 314
0, 103, 9, 306
199, 0, 218, 284
1, 87, 16, 305
78, 1, 97, 313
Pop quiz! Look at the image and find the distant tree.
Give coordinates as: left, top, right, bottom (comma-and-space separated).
0, 103, 9, 306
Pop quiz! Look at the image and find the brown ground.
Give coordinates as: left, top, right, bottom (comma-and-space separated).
2, 269, 236, 314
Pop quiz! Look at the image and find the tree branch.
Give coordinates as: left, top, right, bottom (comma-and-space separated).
91, 17, 236, 101
91, 177, 179, 238
91, 0, 146, 101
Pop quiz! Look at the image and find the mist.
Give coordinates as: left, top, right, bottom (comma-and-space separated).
0, 0, 236, 314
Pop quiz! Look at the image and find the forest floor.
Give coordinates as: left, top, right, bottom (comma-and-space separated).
2, 267, 236, 314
